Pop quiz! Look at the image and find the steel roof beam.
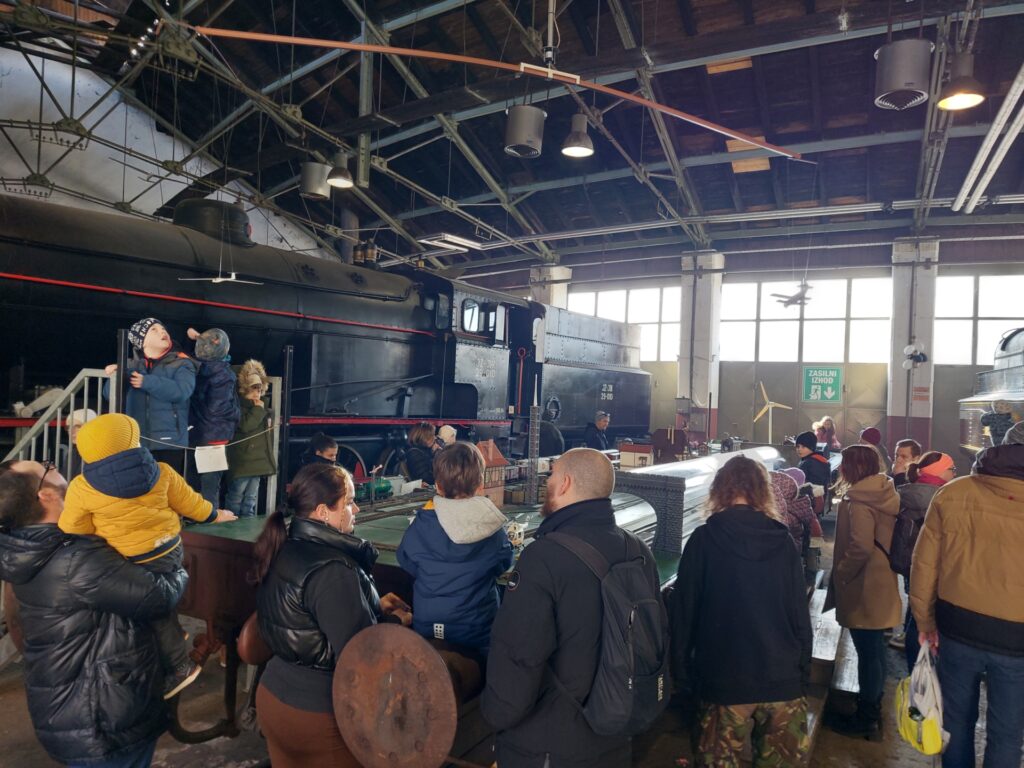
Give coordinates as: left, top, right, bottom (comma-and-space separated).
370, 123, 994, 224
340, 0, 557, 262
370, 0, 1024, 151
459, 213, 1024, 280
605, 0, 709, 245
178, 0, 484, 155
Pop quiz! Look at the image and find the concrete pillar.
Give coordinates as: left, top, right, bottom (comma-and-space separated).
529, 266, 571, 308
887, 238, 938, 451
678, 251, 724, 442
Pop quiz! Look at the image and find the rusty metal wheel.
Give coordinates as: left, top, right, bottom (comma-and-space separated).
333, 624, 457, 768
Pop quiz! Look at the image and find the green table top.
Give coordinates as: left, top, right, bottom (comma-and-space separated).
184, 494, 683, 587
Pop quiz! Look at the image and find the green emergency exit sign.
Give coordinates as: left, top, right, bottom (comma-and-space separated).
802, 366, 843, 403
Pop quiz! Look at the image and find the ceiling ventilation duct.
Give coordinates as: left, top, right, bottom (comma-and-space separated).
874, 38, 934, 110
299, 161, 331, 200
504, 105, 546, 159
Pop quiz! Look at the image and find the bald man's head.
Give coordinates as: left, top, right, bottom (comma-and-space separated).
542, 448, 615, 515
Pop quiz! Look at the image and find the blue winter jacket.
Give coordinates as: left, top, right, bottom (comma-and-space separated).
107, 345, 197, 451
397, 496, 514, 652
189, 360, 240, 446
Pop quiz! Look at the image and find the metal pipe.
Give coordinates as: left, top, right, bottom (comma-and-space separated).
278, 345, 293, 508
184, 22, 801, 160
544, 0, 556, 65
952, 60, 1024, 211
115, 329, 129, 414
369, 2, 1024, 151
963, 96, 1024, 213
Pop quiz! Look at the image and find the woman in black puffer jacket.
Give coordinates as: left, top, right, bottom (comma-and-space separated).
252, 463, 410, 768
0, 461, 186, 768
404, 421, 439, 485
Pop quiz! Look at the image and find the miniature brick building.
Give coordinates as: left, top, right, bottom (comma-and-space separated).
476, 439, 509, 508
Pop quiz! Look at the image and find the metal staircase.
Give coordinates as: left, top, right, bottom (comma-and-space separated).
2, 368, 114, 475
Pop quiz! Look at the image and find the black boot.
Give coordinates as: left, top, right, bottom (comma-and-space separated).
826, 697, 883, 742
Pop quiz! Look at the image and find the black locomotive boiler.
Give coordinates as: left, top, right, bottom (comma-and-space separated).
0, 194, 651, 473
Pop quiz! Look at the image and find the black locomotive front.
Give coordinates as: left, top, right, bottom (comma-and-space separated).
0, 194, 650, 474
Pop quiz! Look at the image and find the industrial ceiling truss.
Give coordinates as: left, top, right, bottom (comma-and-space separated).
1, 0, 1024, 281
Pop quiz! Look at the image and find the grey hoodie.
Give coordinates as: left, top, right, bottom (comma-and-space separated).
432, 494, 508, 544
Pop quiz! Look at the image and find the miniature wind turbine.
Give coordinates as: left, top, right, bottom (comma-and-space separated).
753, 381, 792, 445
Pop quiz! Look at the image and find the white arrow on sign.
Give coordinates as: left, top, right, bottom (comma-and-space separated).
824, 387, 836, 399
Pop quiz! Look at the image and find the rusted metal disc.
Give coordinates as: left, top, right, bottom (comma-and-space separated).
333, 624, 457, 768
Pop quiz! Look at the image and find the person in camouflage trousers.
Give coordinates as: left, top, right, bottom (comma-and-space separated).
697, 699, 810, 767
671, 456, 813, 768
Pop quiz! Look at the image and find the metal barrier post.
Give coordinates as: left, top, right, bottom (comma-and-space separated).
277, 345, 294, 507
115, 329, 130, 414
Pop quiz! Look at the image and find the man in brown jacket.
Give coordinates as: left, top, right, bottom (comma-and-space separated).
910, 424, 1024, 768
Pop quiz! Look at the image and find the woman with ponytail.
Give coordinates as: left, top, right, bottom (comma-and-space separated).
893, 452, 955, 670
252, 463, 407, 767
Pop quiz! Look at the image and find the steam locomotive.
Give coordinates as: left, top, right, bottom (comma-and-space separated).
0, 195, 651, 474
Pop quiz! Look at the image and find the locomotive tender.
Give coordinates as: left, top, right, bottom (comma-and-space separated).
0, 194, 651, 471
958, 327, 1024, 454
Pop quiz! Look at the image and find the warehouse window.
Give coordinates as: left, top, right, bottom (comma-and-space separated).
567, 286, 683, 362
566, 291, 596, 316
720, 277, 892, 364
934, 274, 1024, 365
596, 290, 627, 322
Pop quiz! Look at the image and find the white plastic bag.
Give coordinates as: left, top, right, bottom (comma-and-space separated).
895, 640, 949, 755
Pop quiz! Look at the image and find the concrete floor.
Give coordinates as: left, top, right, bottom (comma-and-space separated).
0, 520, 997, 768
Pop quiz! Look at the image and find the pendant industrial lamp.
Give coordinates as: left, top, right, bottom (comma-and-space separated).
505, 105, 547, 158
299, 161, 331, 200
561, 113, 594, 158
937, 53, 986, 111
327, 151, 354, 189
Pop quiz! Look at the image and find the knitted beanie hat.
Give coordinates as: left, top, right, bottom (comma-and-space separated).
437, 425, 457, 446
860, 427, 882, 446
66, 408, 97, 428
77, 413, 141, 463
1003, 421, 1024, 445
128, 317, 163, 351
782, 466, 806, 486
795, 431, 817, 451
195, 328, 231, 361
771, 470, 798, 502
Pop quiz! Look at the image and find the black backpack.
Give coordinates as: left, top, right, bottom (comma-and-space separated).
545, 531, 670, 737
884, 509, 924, 578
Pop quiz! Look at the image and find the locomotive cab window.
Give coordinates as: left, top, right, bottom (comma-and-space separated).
462, 299, 481, 333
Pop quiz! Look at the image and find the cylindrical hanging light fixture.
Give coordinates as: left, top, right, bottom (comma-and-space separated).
874, 38, 934, 110
299, 161, 331, 199
504, 105, 547, 159
327, 151, 354, 188
938, 53, 986, 111
561, 113, 594, 158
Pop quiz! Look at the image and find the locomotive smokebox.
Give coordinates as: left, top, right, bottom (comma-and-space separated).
173, 199, 256, 247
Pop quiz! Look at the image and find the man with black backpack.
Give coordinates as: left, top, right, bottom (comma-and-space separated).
482, 448, 669, 768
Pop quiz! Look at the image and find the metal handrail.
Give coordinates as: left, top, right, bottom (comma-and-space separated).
3, 368, 112, 477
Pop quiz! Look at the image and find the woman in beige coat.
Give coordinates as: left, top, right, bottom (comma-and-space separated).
825, 444, 901, 740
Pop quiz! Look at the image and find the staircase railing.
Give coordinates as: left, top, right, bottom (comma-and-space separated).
3, 368, 114, 477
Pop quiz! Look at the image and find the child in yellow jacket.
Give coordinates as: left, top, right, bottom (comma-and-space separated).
60, 413, 236, 698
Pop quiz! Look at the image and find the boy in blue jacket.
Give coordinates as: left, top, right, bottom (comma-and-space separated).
397, 442, 514, 655
187, 327, 240, 507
